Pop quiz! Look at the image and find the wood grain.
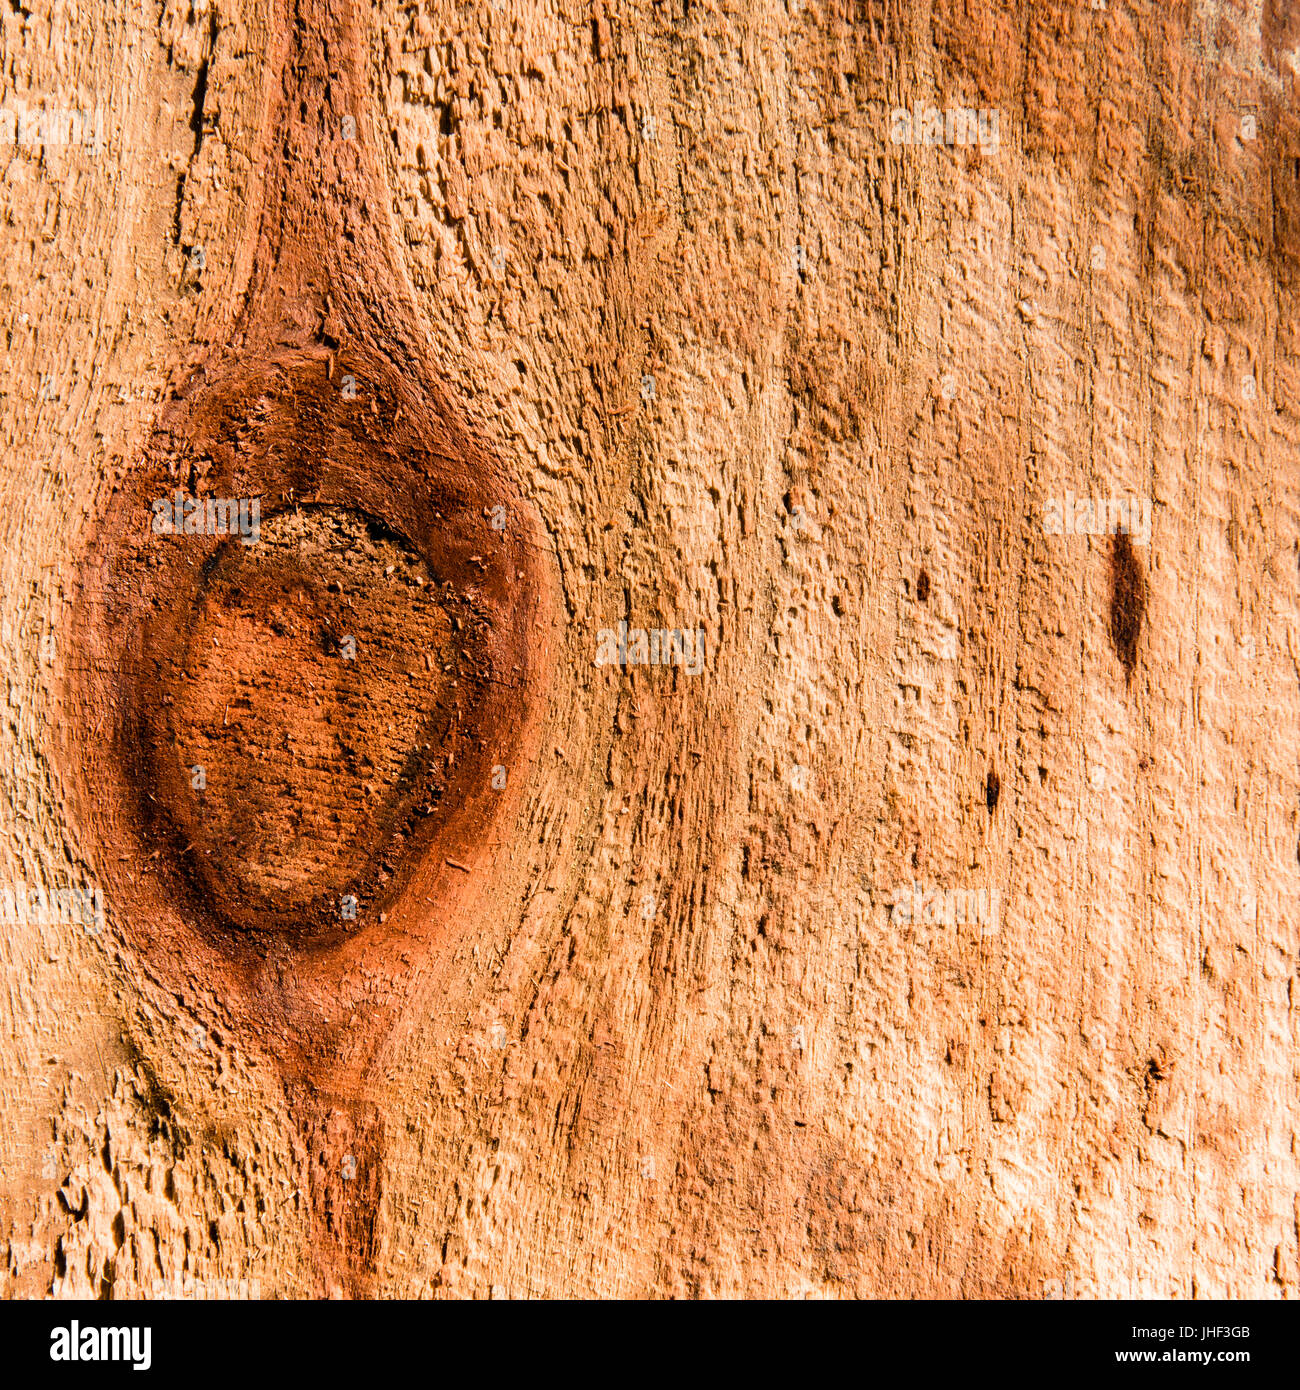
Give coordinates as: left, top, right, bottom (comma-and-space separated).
0, 0, 1297, 1299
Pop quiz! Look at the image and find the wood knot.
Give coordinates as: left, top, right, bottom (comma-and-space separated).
1109, 530, 1147, 681
61, 349, 552, 995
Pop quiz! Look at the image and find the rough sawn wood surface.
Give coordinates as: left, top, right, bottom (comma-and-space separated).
1, 0, 1298, 1298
